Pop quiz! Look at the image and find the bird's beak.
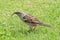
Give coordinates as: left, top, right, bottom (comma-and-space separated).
11, 13, 15, 16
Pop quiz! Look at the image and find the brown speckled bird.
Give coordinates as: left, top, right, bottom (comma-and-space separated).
13, 11, 51, 31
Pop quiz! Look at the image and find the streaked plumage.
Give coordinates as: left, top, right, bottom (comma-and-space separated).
13, 11, 51, 31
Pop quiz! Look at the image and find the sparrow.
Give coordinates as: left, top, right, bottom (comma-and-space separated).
13, 11, 51, 31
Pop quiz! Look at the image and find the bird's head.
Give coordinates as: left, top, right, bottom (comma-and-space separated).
14, 12, 22, 15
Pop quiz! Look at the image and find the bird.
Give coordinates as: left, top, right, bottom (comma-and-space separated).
12, 11, 51, 31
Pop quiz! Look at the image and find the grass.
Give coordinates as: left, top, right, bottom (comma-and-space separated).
0, 0, 60, 40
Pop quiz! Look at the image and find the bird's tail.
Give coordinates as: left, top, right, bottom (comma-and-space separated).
39, 23, 52, 28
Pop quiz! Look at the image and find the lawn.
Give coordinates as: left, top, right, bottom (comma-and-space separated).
0, 0, 60, 40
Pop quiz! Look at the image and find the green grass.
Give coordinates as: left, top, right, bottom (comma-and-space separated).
0, 0, 60, 40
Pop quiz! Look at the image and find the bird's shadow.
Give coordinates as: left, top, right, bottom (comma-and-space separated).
18, 29, 37, 36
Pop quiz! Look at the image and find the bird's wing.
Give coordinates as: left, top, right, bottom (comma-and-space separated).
23, 14, 40, 24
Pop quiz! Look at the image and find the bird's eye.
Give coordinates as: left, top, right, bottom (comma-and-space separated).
23, 17, 26, 19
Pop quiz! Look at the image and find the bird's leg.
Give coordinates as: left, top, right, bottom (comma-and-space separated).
27, 27, 32, 32
27, 26, 37, 32
32, 26, 37, 30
